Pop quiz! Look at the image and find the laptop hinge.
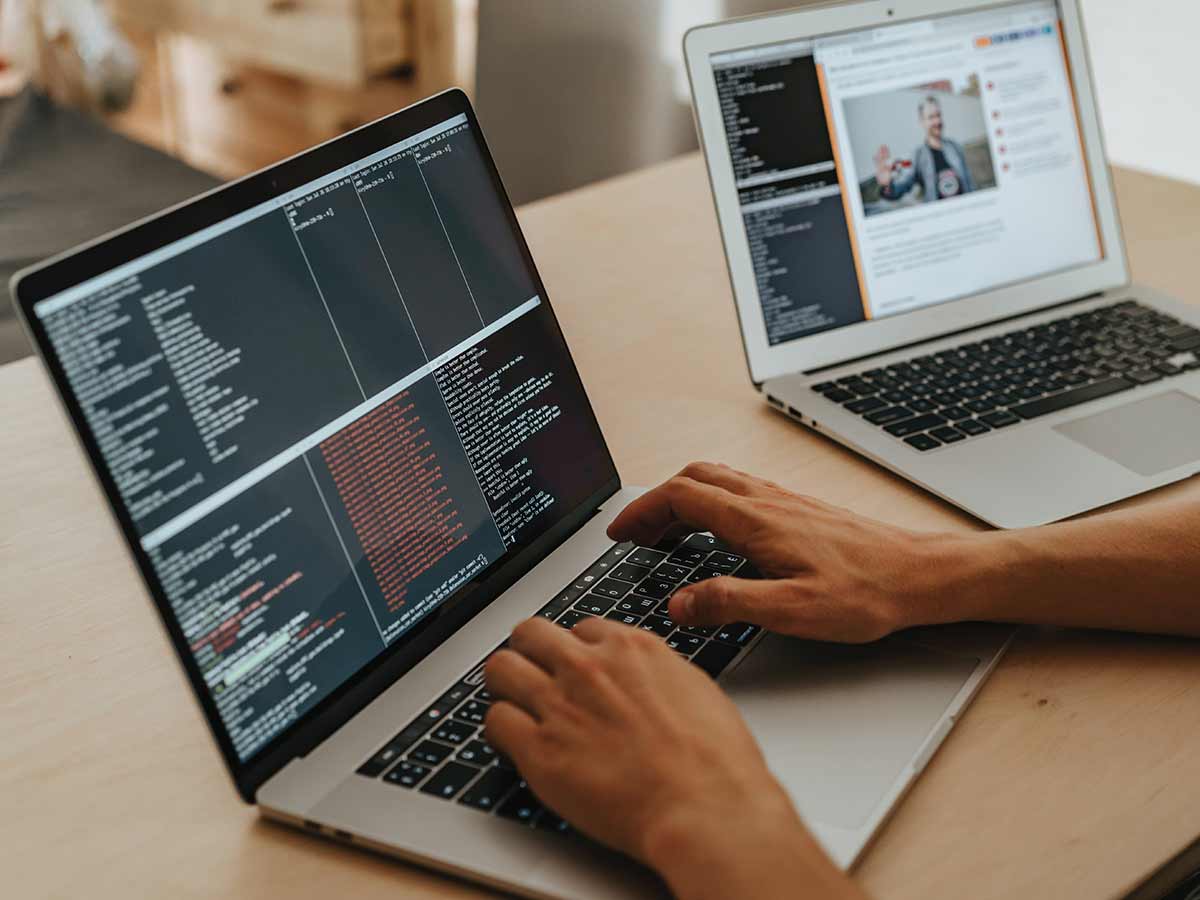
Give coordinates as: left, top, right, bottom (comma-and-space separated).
802, 291, 1109, 376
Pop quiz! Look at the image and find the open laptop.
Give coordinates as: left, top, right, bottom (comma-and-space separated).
12, 89, 1010, 896
686, 0, 1200, 529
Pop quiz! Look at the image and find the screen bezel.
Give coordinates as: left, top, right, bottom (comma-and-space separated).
685, 0, 1129, 385
11, 89, 621, 802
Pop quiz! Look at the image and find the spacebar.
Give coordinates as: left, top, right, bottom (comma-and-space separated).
1010, 377, 1134, 420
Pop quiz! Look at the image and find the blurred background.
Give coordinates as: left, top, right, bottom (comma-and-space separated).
0, 0, 1197, 365
3, 0, 1193, 197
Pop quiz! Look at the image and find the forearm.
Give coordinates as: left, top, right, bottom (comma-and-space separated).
644, 793, 867, 900
919, 497, 1200, 637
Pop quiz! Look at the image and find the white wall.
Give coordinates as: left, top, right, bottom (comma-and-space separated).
1081, 0, 1200, 185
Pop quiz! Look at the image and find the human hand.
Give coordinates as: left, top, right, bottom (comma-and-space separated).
485, 616, 863, 900
607, 462, 974, 643
874, 144, 893, 186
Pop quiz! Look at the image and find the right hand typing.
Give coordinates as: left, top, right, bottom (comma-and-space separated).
607, 462, 970, 643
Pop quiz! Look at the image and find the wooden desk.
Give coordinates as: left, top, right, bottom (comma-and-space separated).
3, 155, 1199, 900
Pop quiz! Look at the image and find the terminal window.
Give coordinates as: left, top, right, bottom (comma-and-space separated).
35, 114, 612, 762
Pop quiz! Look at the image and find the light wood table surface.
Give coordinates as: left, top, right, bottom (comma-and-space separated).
3, 154, 1200, 900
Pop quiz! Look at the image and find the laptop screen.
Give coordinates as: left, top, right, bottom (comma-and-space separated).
31, 111, 615, 763
708, 0, 1103, 346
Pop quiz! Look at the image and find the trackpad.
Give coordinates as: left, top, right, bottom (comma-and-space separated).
1055, 390, 1200, 476
723, 634, 978, 830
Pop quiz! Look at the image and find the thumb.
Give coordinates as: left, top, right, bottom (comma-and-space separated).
669, 576, 788, 628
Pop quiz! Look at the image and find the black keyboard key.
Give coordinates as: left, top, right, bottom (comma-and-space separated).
980, 410, 1020, 429
459, 767, 519, 811
668, 548, 708, 566
456, 739, 500, 767
811, 381, 835, 393
965, 398, 996, 414
1168, 330, 1200, 352
1127, 369, 1161, 385
1010, 376, 1133, 420
822, 388, 854, 403
714, 622, 761, 646
432, 720, 476, 745
842, 378, 876, 397
582, 555, 623, 582
682, 533, 730, 552
885, 414, 946, 437
357, 721, 428, 776
436, 680, 478, 710
904, 433, 941, 451
409, 740, 454, 766
456, 700, 491, 725
865, 406, 912, 425
705, 551, 744, 571
588, 578, 632, 600
408, 684, 473, 734
692, 641, 741, 679
846, 396, 886, 414
538, 588, 580, 621
640, 615, 676, 638
665, 632, 705, 656
908, 398, 937, 414
680, 624, 716, 637
609, 562, 652, 584
606, 610, 643, 626
940, 405, 971, 421
633, 578, 675, 600
575, 594, 617, 616
497, 784, 544, 824
616, 595, 659, 615
555, 610, 593, 630
685, 566, 723, 583
652, 562, 692, 582
357, 743, 408, 778
957, 418, 991, 436
930, 426, 967, 443
420, 762, 481, 801
1160, 323, 1197, 340
384, 761, 431, 789
627, 548, 667, 568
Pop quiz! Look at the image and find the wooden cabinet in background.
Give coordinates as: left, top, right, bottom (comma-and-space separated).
111, 0, 410, 87
104, 0, 476, 179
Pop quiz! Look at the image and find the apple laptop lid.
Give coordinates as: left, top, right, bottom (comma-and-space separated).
686, 0, 1128, 383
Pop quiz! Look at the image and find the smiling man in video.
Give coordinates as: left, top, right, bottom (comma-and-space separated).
873, 94, 975, 202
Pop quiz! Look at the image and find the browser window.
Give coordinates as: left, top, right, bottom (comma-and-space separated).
710, 0, 1102, 345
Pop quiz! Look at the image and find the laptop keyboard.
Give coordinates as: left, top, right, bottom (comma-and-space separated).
354, 533, 763, 835
810, 300, 1200, 452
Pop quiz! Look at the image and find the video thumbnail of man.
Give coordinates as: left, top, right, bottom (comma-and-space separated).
844, 74, 998, 218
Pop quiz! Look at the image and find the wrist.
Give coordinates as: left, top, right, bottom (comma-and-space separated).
900, 529, 1024, 628
641, 786, 854, 900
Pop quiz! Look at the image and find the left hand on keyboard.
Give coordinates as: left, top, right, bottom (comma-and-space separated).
483, 616, 863, 900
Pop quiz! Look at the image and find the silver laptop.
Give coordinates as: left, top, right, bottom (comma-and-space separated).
687, 0, 1200, 529
12, 89, 1010, 896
